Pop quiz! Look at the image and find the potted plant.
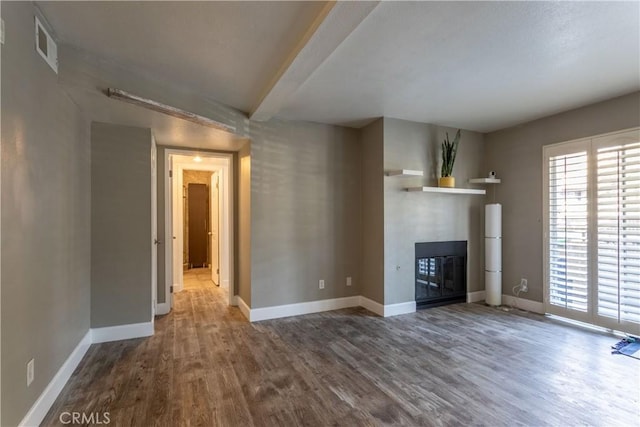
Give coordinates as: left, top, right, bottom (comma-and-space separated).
439, 129, 461, 188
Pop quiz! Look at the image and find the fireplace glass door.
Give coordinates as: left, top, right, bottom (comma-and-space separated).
415, 241, 467, 308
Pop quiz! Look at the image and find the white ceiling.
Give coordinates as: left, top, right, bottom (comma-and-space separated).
37, 1, 639, 135
278, 1, 640, 131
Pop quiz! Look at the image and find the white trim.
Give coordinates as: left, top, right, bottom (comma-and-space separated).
173, 282, 183, 293
237, 296, 251, 321
156, 302, 170, 316
502, 295, 544, 314
358, 296, 384, 316
383, 301, 416, 317
241, 295, 417, 322
91, 322, 154, 344
467, 290, 486, 303
151, 135, 157, 320
230, 295, 238, 307
249, 296, 361, 322
18, 331, 91, 427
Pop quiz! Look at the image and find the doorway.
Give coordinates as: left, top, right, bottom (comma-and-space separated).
163, 149, 234, 310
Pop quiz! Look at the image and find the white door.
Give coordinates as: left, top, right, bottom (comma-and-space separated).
210, 172, 220, 285
151, 136, 158, 318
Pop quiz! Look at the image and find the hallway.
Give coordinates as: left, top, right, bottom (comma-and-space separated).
41, 288, 639, 426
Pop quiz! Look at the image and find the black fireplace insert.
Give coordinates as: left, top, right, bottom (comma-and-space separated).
415, 241, 467, 309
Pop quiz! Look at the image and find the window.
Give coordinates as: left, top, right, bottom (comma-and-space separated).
544, 128, 640, 333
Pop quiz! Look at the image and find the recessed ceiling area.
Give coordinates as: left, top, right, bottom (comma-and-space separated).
37, 1, 639, 134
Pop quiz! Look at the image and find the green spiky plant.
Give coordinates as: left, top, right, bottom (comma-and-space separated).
441, 129, 461, 177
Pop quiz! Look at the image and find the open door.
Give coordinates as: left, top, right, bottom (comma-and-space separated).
210, 172, 220, 286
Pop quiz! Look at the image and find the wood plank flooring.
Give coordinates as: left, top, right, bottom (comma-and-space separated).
42, 280, 639, 426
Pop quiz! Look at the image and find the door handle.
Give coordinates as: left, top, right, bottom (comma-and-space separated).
154, 239, 162, 245
208, 232, 213, 236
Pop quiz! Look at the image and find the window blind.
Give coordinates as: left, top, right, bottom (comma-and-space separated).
548, 152, 589, 312
596, 141, 640, 323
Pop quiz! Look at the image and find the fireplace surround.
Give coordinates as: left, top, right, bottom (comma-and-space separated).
415, 241, 467, 309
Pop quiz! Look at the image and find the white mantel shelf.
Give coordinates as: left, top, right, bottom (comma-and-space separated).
385, 169, 424, 177
406, 186, 486, 195
469, 178, 501, 184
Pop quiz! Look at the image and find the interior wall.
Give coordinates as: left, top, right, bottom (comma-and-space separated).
156, 148, 166, 303
238, 143, 252, 305
91, 122, 152, 327
484, 91, 640, 303
0, 3, 91, 426
382, 118, 486, 305
360, 119, 385, 304
249, 120, 361, 309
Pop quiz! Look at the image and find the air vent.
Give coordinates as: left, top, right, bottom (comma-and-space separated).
35, 16, 57, 73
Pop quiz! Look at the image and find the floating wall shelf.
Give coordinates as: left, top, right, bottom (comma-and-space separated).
469, 178, 501, 184
405, 186, 486, 195
385, 169, 424, 177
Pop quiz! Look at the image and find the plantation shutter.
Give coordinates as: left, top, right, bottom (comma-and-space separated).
544, 129, 640, 333
595, 138, 640, 324
547, 150, 589, 313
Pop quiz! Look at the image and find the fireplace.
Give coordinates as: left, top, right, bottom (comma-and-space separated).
415, 241, 467, 309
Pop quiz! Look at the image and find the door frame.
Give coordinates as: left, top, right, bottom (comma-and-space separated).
151, 135, 157, 321
210, 171, 221, 286
163, 149, 235, 310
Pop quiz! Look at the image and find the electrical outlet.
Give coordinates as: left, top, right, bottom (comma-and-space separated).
520, 278, 528, 292
346, 277, 352, 287
27, 358, 35, 387
319, 279, 325, 289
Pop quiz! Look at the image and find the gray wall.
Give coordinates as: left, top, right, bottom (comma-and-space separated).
91, 122, 152, 327
156, 147, 166, 303
383, 118, 485, 305
238, 143, 252, 305
1, 3, 91, 426
249, 120, 361, 308
484, 92, 640, 303
360, 119, 385, 304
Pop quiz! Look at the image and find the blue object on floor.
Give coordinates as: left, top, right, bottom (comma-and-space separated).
612, 336, 640, 360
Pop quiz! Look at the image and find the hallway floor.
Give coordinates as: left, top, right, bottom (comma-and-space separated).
183, 267, 217, 289
41, 288, 639, 426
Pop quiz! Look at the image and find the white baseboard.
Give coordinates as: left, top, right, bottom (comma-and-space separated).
19, 331, 92, 427
91, 321, 154, 344
230, 295, 238, 306
156, 302, 170, 315
240, 295, 416, 322
502, 294, 544, 314
173, 282, 183, 293
237, 296, 250, 321
359, 296, 384, 316
383, 300, 416, 317
467, 290, 486, 303
249, 296, 361, 322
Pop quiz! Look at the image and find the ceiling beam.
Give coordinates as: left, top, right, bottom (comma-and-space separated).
250, 1, 380, 122
107, 88, 237, 133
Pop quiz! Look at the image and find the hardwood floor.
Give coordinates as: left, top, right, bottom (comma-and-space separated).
42, 286, 639, 426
